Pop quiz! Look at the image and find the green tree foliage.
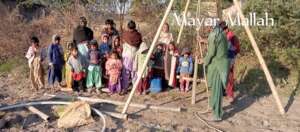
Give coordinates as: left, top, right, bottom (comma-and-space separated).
235, 0, 300, 52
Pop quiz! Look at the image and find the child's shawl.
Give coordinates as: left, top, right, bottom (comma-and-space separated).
48, 44, 64, 65
26, 46, 35, 67
67, 55, 84, 73
121, 29, 142, 48
133, 42, 151, 78
177, 56, 193, 74
105, 59, 122, 76
99, 43, 110, 56
158, 32, 173, 45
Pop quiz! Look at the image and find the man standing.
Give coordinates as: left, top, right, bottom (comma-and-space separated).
204, 25, 230, 121
73, 16, 94, 68
220, 21, 240, 103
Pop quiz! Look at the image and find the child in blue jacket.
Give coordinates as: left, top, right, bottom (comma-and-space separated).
48, 34, 64, 89
177, 48, 193, 92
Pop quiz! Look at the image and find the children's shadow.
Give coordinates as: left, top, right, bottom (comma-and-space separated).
223, 67, 285, 119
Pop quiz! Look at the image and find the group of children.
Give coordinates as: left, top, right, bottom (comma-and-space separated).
25, 20, 195, 95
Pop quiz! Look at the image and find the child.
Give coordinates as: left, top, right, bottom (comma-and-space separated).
99, 34, 111, 58
67, 46, 86, 93
112, 36, 122, 57
133, 42, 152, 95
177, 48, 193, 92
164, 42, 179, 88
48, 34, 64, 90
99, 34, 111, 84
152, 43, 165, 82
105, 52, 123, 94
86, 40, 102, 93
25, 36, 44, 90
158, 23, 173, 48
63, 41, 74, 90
149, 43, 165, 93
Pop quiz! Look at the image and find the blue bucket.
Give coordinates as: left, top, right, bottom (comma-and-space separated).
149, 77, 162, 93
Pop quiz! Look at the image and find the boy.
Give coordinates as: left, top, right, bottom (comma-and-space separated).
48, 34, 64, 90
86, 40, 102, 94
67, 46, 86, 93
177, 48, 193, 92
25, 36, 44, 90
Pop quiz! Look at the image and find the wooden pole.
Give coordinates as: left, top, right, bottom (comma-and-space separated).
45, 94, 181, 112
27, 106, 50, 121
233, 0, 285, 115
121, 0, 176, 114
191, 56, 199, 104
176, 0, 191, 44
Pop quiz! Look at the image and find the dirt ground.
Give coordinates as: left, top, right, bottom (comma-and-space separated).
0, 69, 299, 132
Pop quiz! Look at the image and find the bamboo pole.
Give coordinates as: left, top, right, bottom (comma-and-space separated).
27, 106, 50, 121
176, 0, 191, 44
45, 94, 181, 112
233, 0, 285, 115
121, 0, 176, 115
191, 56, 199, 104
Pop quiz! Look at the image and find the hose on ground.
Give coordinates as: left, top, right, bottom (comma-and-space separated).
0, 101, 106, 132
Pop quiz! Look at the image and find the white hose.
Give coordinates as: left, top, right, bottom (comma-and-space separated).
0, 101, 106, 132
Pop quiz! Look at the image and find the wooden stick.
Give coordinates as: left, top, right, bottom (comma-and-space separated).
27, 106, 49, 121
233, 0, 285, 115
176, 0, 191, 44
45, 94, 181, 113
121, 0, 176, 115
176, 76, 205, 82
191, 57, 199, 104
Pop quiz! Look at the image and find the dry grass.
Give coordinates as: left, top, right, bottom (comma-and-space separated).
0, 2, 103, 64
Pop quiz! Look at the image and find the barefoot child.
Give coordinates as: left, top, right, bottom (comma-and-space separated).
67, 47, 86, 93
177, 48, 193, 92
48, 35, 64, 90
25, 36, 44, 90
133, 42, 152, 95
86, 40, 102, 93
105, 52, 123, 94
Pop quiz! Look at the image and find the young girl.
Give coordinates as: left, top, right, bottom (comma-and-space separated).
133, 42, 152, 95
67, 47, 86, 93
164, 42, 179, 88
86, 40, 102, 94
48, 34, 64, 89
25, 36, 44, 90
63, 41, 74, 91
105, 52, 123, 94
112, 36, 122, 57
158, 23, 173, 48
177, 48, 193, 92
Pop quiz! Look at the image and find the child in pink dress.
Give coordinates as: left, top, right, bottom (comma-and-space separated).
105, 52, 123, 94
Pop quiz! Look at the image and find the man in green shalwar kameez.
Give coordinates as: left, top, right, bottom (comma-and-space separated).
204, 25, 230, 121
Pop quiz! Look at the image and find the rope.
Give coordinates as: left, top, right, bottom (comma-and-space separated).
0, 101, 106, 132
194, 112, 224, 132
